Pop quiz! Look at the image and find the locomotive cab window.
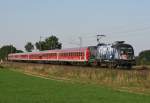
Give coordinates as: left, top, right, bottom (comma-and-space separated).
120, 47, 133, 54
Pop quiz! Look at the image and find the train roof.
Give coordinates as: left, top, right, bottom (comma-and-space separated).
9, 47, 89, 55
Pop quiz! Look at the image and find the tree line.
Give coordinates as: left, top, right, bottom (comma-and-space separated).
25, 35, 62, 52
136, 50, 150, 65
0, 35, 62, 61
0, 45, 23, 60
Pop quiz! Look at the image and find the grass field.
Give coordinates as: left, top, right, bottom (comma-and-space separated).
3, 62, 150, 94
0, 68, 150, 103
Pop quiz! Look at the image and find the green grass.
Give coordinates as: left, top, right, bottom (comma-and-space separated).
0, 68, 150, 103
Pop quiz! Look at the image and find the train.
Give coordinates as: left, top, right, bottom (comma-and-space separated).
8, 41, 136, 68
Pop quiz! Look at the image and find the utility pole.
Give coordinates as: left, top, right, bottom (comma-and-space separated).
78, 36, 82, 48
40, 36, 43, 51
96, 34, 106, 44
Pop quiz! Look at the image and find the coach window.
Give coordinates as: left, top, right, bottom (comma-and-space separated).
80, 52, 82, 56
72, 52, 74, 56
70, 53, 71, 56
70, 53, 72, 56
77, 52, 79, 56
81, 53, 83, 56
68, 52, 70, 56
79, 52, 81, 56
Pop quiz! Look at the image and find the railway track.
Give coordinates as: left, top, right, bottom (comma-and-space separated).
3, 61, 150, 71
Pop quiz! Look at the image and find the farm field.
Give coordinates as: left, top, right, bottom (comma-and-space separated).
0, 68, 150, 103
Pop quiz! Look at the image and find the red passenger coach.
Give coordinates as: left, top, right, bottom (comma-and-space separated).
58, 47, 90, 62
8, 47, 90, 64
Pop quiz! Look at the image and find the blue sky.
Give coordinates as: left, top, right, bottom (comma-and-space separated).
0, 0, 150, 55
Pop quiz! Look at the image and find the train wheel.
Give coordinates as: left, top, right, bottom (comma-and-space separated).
108, 62, 113, 69
91, 61, 98, 66
113, 64, 118, 69
127, 64, 132, 69
108, 62, 117, 69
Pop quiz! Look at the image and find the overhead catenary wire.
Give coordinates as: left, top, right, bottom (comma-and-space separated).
57, 25, 150, 48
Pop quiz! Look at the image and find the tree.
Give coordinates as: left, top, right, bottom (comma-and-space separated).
16, 50, 24, 53
45, 36, 62, 50
35, 35, 62, 51
35, 41, 47, 51
137, 50, 150, 65
25, 42, 34, 52
0, 45, 17, 60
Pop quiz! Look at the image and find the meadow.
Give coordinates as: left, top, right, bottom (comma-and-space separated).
0, 68, 150, 103
3, 62, 150, 94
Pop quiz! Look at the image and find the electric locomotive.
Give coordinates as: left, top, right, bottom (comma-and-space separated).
88, 41, 135, 68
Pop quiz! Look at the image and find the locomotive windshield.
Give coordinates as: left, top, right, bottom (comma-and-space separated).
118, 45, 134, 60
120, 47, 133, 54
